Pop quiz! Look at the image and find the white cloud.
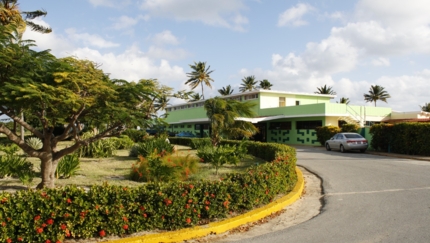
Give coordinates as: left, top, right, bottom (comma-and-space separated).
88, 0, 131, 8
64, 29, 119, 48
278, 3, 315, 27
110, 15, 148, 30
146, 46, 189, 60
140, 0, 248, 31
371, 57, 390, 67
151, 30, 180, 46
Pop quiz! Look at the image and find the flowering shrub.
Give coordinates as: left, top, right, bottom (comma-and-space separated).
130, 150, 199, 182
0, 141, 296, 242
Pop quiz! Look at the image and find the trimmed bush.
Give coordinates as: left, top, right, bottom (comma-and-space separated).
315, 126, 341, 146
0, 140, 297, 242
122, 129, 148, 143
341, 123, 359, 133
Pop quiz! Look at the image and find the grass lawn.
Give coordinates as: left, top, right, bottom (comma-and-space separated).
0, 143, 266, 192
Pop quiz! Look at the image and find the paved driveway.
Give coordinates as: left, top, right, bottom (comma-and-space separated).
236, 146, 430, 243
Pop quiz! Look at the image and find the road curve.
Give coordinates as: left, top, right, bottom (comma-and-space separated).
235, 146, 430, 243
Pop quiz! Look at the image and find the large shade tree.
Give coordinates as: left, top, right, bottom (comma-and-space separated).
315, 84, 336, 95
239, 75, 258, 92
363, 85, 391, 107
218, 85, 234, 96
420, 103, 430, 112
258, 79, 273, 90
185, 61, 214, 100
204, 97, 258, 146
0, 33, 161, 188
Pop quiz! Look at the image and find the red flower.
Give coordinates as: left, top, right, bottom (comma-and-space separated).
66, 198, 72, 204
17, 237, 23, 242
161, 215, 165, 220
1, 222, 5, 227
6, 238, 11, 243
204, 200, 210, 205
60, 224, 67, 230
36, 227, 44, 234
188, 199, 193, 203
42, 223, 47, 228
211, 194, 215, 198
46, 218, 54, 225
223, 200, 229, 208
99, 230, 106, 237
1, 198, 7, 203
123, 224, 129, 230
197, 214, 201, 218
140, 206, 145, 211
189, 184, 194, 189
64, 213, 70, 218
80, 212, 86, 218
56, 241, 62, 243
143, 213, 147, 218
45, 240, 51, 243
95, 205, 100, 210
34, 215, 41, 221
205, 206, 209, 211
186, 218, 191, 224
200, 158, 204, 162
122, 216, 128, 222
185, 204, 190, 209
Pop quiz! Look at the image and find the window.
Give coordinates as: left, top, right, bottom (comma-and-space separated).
203, 124, 210, 129
269, 122, 291, 130
180, 125, 184, 128
174, 125, 178, 128
195, 124, 201, 130
244, 94, 258, 100
296, 120, 322, 129
187, 125, 192, 128
279, 97, 285, 107
295, 100, 300, 106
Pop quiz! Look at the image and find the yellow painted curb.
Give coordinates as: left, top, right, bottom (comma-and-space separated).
109, 167, 304, 243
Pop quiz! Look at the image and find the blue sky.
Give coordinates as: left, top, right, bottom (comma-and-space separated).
19, 0, 430, 111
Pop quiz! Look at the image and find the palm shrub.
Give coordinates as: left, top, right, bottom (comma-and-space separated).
25, 137, 43, 150
122, 129, 148, 143
56, 153, 80, 179
111, 135, 134, 150
196, 144, 241, 175
129, 137, 173, 157
0, 144, 34, 186
190, 138, 212, 149
315, 126, 341, 146
77, 132, 117, 158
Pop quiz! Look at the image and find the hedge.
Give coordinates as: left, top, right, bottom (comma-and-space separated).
0, 140, 297, 242
370, 122, 430, 155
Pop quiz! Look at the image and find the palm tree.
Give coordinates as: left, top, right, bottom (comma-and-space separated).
189, 92, 203, 102
420, 103, 430, 112
204, 97, 258, 146
185, 61, 214, 99
315, 84, 336, 95
363, 85, 391, 107
0, 0, 51, 36
239, 75, 258, 92
337, 97, 350, 104
258, 79, 273, 90
218, 85, 234, 96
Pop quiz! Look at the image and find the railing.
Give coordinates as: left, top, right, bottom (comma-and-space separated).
344, 105, 364, 126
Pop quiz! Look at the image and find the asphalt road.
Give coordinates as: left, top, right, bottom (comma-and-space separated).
236, 146, 430, 243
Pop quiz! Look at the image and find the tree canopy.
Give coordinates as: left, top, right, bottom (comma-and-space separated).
258, 79, 273, 90
420, 103, 430, 112
239, 75, 258, 92
185, 61, 214, 99
315, 84, 336, 95
363, 85, 391, 107
218, 85, 234, 96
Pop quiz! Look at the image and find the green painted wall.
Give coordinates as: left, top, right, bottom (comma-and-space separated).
164, 107, 207, 123
258, 103, 326, 117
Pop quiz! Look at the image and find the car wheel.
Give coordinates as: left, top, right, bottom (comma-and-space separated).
360, 149, 366, 153
325, 143, 331, 151
340, 145, 345, 153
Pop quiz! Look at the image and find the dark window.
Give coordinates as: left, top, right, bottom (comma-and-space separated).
296, 120, 322, 129
269, 122, 291, 130
180, 125, 184, 128
345, 134, 363, 139
295, 100, 300, 106
174, 125, 178, 128
187, 125, 192, 128
195, 124, 201, 130
203, 124, 209, 129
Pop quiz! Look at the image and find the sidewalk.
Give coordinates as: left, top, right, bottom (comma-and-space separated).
366, 150, 430, 162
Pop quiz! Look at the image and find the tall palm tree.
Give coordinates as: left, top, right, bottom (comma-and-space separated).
0, 0, 51, 36
420, 103, 430, 112
315, 84, 336, 95
204, 97, 258, 146
258, 79, 273, 90
189, 92, 203, 102
218, 85, 234, 96
337, 97, 350, 104
363, 85, 391, 107
185, 61, 214, 100
239, 75, 258, 92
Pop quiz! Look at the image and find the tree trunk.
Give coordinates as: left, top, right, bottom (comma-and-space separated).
37, 155, 59, 189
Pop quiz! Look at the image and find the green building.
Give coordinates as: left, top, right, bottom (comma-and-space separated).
164, 90, 392, 146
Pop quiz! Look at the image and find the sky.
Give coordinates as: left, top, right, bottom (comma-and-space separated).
18, 0, 430, 112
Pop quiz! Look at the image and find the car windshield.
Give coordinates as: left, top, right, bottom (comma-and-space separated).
344, 134, 363, 138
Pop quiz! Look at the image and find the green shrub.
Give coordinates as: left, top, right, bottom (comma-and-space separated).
56, 153, 80, 179
111, 135, 134, 150
369, 123, 393, 151
190, 138, 212, 149
122, 129, 148, 143
129, 138, 173, 158
77, 132, 117, 158
315, 126, 341, 146
197, 144, 241, 175
0, 154, 34, 186
341, 123, 359, 132
0, 140, 297, 242
25, 137, 43, 150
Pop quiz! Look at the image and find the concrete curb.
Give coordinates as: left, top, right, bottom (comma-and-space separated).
109, 167, 305, 243
366, 151, 430, 162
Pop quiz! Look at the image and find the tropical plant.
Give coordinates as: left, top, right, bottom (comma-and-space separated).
25, 137, 42, 150
122, 129, 148, 143
315, 84, 336, 95
239, 75, 258, 92
315, 126, 341, 146
218, 85, 234, 96
258, 79, 273, 90
196, 144, 240, 175
56, 153, 80, 179
111, 135, 135, 150
185, 61, 214, 99
188, 92, 203, 102
337, 97, 350, 104
420, 102, 430, 112
77, 132, 117, 158
363, 85, 391, 107
204, 97, 258, 146
129, 137, 173, 158
0, 143, 34, 186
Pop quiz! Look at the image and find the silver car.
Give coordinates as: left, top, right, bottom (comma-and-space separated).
325, 132, 368, 153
